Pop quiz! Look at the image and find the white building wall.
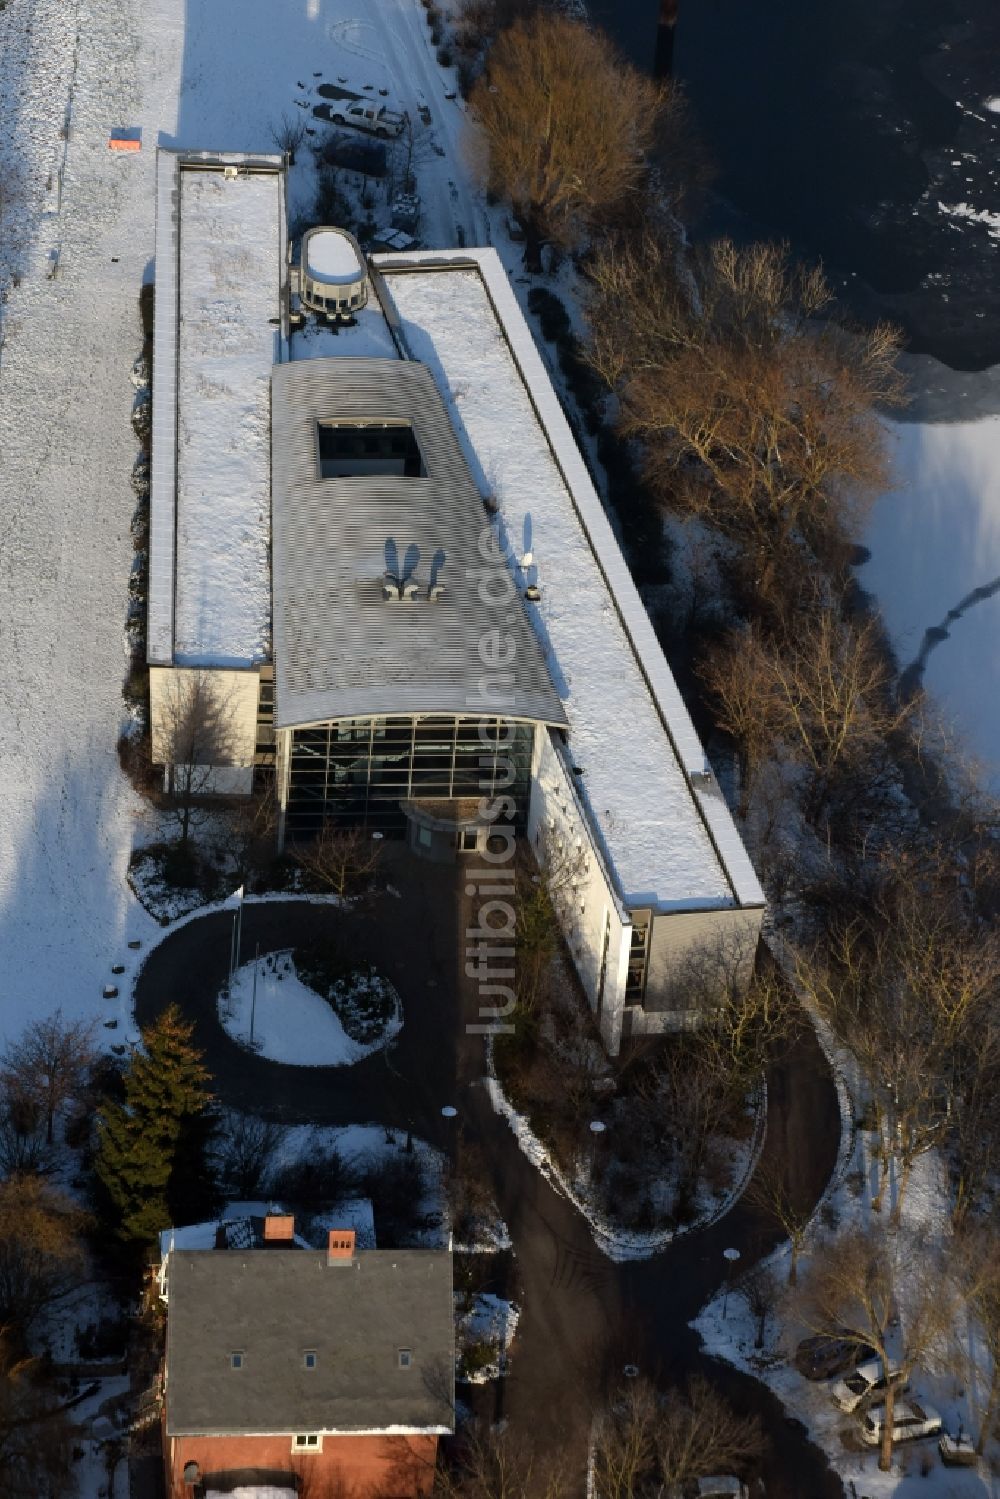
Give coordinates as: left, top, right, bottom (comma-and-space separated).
527, 728, 632, 1054
627, 904, 765, 1037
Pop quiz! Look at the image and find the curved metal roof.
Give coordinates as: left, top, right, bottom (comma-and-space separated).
270, 358, 566, 730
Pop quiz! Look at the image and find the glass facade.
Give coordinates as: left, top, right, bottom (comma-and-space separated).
284, 715, 535, 839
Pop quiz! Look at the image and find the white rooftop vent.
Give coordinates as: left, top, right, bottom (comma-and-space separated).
300, 226, 368, 321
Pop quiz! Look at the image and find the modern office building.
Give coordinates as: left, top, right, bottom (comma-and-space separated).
148, 150, 765, 1052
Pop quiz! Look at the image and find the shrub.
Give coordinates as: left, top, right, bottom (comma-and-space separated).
139, 283, 155, 341
296, 942, 397, 1046
131, 394, 151, 444
527, 286, 572, 345
437, 45, 453, 66
123, 655, 148, 711
117, 729, 159, 798
313, 167, 351, 233
76, 1316, 127, 1362
161, 840, 200, 890
458, 1339, 496, 1380
267, 1144, 359, 1211
361, 1151, 429, 1241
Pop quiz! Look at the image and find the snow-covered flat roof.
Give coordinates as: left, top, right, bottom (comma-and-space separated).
377, 254, 764, 912
152, 152, 285, 668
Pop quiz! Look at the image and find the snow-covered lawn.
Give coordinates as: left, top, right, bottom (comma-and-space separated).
862, 409, 1000, 791
219, 950, 401, 1066
267, 1122, 448, 1248
693, 1121, 1000, 1497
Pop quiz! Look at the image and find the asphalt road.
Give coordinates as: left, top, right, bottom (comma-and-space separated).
134, 858, 844, 1496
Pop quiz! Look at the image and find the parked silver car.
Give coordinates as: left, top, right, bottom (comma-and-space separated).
831, 1357, 907, 1413
860, 1399, 942, 1446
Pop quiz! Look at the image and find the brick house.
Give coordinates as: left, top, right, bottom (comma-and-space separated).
160, 1220, 454, 1499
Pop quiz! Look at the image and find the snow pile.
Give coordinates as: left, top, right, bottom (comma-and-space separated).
937, 200, 1000, 241
456, 1292, 520, 1383
218, 950, 401, 1066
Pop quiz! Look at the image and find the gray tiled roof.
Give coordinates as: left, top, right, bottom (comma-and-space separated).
164, 1249, 454, 1435
270, 358, 567, 730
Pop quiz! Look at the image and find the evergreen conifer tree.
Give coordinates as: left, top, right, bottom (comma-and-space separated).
94, 1005, 214, 1245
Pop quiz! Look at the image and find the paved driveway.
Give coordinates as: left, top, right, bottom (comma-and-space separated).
134, 851, 844, 1497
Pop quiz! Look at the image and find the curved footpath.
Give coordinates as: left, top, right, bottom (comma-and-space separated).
133, 860, 843, 1498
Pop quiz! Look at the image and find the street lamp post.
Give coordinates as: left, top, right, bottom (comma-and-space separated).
722, 1247, 741, 1319
249, 942, 260, 1047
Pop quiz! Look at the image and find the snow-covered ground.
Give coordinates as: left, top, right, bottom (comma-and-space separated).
694, 1115, 1000, 1496
0, 0, 484, 1054
862, 404, 1000, 792
219, 950, 401, 1066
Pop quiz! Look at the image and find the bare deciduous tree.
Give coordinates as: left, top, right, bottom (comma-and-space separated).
270, 111, 308, 160
469, 14, 664, 270
293, 822, 382, 898
745, 1160, 812, 1285
511, 833, 589, 1013
702, 612, 915, 825
740, 1264, 779, 1349
950, 1223, 1000, 1454
433, 1419, 570, 1498
216, 776, 278, 888
586, 236, 906, 614
593, 1374, 763, 1495
794, 851, 1000, 1224
1, 1012, 95, 1147
698, 636, 774, 819
682, 942, 799, 1108
0, 1330, 75, 1499
797, 1228, 955, 1472
0, 1177, 88, 1341
216, 1109, 285, 1199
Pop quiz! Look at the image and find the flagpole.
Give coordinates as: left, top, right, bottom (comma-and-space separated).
250, 942, 260, 1046
235, 886, 243, 972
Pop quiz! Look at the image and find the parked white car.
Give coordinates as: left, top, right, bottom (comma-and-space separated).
329, 101, 406, 137
860, 1399, 942, 1446
831, 1357, 907, 1412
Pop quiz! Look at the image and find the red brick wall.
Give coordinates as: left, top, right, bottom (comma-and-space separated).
167, 1429, 440, 1499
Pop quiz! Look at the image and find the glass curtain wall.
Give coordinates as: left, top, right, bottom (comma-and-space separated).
284, 715, 535, 839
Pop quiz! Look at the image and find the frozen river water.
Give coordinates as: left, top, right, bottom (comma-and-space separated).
671, 0, 1000, 789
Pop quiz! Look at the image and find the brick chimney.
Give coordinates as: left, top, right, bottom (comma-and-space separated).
327, 1229, 356, 1265
263, 1214, 295, 1243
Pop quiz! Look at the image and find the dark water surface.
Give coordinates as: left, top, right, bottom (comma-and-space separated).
658, 0, 1000, 374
